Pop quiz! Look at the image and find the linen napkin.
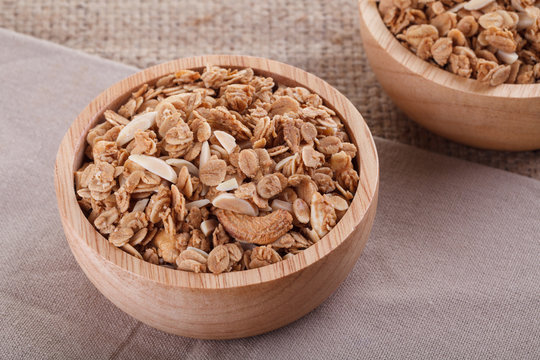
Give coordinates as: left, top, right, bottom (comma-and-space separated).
0, 28, 538, 360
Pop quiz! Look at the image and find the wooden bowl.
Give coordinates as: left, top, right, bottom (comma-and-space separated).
358, 0, 540, 151
54, 55, 379, 339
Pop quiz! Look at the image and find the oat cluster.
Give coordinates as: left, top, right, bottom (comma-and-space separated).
75, 66, 360, 274
378, 0, 540, 85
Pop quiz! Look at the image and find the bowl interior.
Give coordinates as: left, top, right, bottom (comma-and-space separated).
358, 0, 540, 99
59, 55, 379, 289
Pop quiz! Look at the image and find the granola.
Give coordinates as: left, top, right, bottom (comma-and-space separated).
75, 66, 360, 274
378, 0, 540, 85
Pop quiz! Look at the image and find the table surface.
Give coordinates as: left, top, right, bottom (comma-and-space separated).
1, 0, 538, 179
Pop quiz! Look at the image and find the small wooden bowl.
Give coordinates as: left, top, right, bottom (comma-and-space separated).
358, 0, 540, 151
54, 55, 379, 339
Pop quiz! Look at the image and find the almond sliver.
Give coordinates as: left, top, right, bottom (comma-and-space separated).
186, 246, 210, 258
214, 130, 237, 154
200, 219, 218, 237
116, 111, 157, 146
271, 199, 293, 213
165, 159, 199, 176
212, 193, 259, 216
186, 199, 211, 210
216, 178, 239, 192
448, 2, 466, 12
497, 50, 518, 65
275, 154, 297, 171
199, 141, 210, 168
128, 154, 177, 183
132, 198, 150, 212
517, 12, 534, 30
464, 0, 495, 10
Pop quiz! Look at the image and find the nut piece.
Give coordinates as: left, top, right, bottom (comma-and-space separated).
165, 159, 199, 176
207, 245, 230, 274
270, 199, 293, 213
464, 0, 495, 11
216, 178, 239, 192
128, 154, 178, 183
212, 193, 259, 216
216, 209, 293, 245
214, 130, 237, 154
116, 111, 157, 146
199, 158, 227, 186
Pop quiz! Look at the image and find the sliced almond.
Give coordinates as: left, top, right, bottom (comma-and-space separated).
121, 243, 143, 259
185, 199, 211, 210
215, 209, 293, 245
517, 12, 535, 30
448, 2, 466, 12
210, 144, 229, 159
212, 193, 259, 216
165, 158, 199, 176
497, 50, 519, 64
132, 198, 149, 212
270, 199, 293, 213
199, 141, 210, 168
186, 246, 209, 259
464, 0, 495, 10
216, 178, 239, 192
283, 253, 295, 260
214, 130, 237, 154
200, 185, 209, 197
326, 195, 349, 211
511, 0, 526, 11
200, 219, 218, 237
275, 154, 297, 171
128, 154, 177, 183
116, 111, 157, 146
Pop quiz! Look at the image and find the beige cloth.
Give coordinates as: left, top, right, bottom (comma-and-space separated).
0, 29, 539, 359
0, 0, 539, 179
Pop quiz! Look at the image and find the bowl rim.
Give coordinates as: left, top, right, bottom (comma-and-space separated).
358, 0, 540, 99
54, 55, 379, 290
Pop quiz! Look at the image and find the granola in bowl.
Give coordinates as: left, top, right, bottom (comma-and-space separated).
75, 65, 360, 274
378, 0, 540, 85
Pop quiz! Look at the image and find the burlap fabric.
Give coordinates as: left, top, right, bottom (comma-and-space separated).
0, 0, 538, 179
1, 29, 539, 359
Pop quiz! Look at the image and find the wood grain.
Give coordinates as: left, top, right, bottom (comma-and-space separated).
54, 55, 379, 339
358, 0, 540, 151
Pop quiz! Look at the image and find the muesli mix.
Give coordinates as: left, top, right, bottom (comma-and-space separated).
75, 66, 360, 274
378, 0, 540, 85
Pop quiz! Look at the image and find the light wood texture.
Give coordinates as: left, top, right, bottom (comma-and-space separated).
54, 55, 379, 339
358, 0, 540, 151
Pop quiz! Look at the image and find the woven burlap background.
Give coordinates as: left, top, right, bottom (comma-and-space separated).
1, 0, 538, 178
